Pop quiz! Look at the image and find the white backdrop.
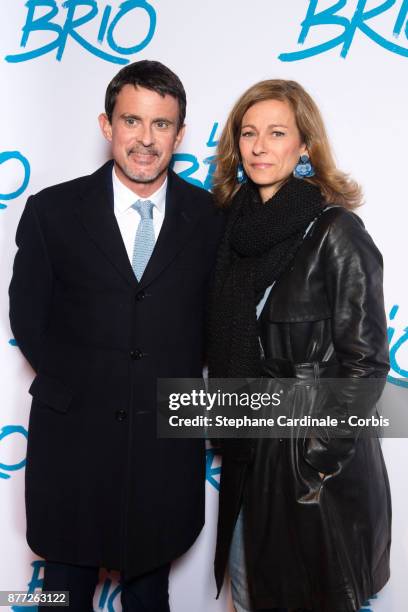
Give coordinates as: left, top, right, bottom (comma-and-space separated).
1, 1, 407, 611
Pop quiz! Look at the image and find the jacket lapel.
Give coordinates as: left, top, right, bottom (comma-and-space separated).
76, 161, 138, 289
76, 163, 203, 290
138, 169, 202, 290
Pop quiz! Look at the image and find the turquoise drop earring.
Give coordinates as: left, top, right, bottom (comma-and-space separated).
293, 154, 315, 178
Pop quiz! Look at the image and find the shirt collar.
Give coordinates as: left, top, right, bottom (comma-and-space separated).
112, 167, 167, 214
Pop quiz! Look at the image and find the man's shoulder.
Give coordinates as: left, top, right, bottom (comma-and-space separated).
169, 169, 214, 207
29, 162, 111, 212
32, 174, 88, 205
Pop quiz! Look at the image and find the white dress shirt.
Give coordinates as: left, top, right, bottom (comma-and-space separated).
112, 167, 167, 264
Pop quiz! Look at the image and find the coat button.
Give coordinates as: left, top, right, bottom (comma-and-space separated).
136, 291, 146, 301
130, 349, 143, 360
115, 409, 127, 421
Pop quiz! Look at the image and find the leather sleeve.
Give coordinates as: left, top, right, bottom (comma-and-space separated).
323, 210, 389, 378
9, 196, 54, 371
304, 210, 389, 475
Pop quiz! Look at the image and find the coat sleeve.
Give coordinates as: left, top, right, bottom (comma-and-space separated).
323, 210, 389, 378
303, 210, 389, 475
9, 196, 54, 372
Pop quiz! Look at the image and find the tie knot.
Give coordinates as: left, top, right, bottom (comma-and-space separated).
132, 199, 154, 220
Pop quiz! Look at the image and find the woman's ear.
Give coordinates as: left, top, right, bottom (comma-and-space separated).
300, 143, 308, 157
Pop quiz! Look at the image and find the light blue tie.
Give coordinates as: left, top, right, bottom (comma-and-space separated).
131, 199, 155, 281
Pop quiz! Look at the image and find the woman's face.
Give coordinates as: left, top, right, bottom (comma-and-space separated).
239, 98, 307, 202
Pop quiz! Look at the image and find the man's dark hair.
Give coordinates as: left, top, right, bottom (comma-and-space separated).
105, 60, 186, 130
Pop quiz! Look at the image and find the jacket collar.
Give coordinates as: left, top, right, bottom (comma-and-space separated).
76, 160, 203, 290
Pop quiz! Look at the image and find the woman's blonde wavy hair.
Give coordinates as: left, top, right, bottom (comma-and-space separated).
212, 79, 362, 209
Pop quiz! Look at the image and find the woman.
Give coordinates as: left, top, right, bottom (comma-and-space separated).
208, 80, 391, 612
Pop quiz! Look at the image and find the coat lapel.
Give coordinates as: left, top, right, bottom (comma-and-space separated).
138, 169, 203, 290
76, 163, 203, 290
76, 161, 138, 289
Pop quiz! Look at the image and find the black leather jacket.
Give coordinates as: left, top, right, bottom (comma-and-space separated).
215, 206, 391, 612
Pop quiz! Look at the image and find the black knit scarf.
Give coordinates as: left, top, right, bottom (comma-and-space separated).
207, 177, 324, 378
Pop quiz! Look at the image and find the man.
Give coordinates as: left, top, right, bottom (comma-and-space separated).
9, 60, 222, 611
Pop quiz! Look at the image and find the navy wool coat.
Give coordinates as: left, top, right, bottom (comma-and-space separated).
9, 161, 223, 579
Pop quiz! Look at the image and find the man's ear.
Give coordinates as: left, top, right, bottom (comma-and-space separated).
173, 124, 186, 151
98, 113, 112, 142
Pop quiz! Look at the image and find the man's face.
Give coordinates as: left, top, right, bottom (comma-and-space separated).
99, 84, 185, 196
